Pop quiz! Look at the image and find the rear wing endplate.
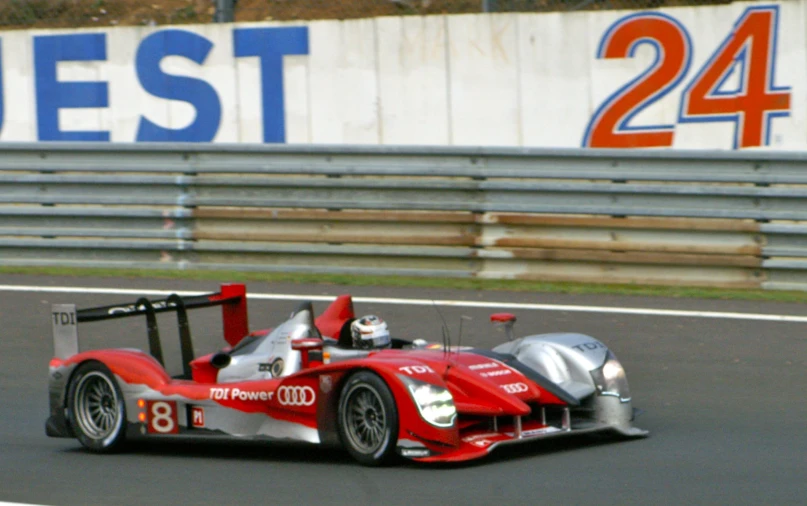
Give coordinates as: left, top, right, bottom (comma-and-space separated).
52, 304, 79, 360
51, 284, 249, 377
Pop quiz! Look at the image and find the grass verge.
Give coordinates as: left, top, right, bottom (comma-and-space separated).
1, 265, 806, 303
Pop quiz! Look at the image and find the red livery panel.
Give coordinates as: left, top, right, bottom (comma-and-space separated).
46, 283, 646, 465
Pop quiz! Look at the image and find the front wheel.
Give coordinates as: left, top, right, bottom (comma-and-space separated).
66, 361, 127, 452
337, 371, 398, 466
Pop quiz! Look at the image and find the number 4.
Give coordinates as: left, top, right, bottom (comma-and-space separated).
679, 5, 790, 148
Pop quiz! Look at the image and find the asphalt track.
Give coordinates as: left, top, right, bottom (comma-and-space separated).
1, 274, 805, 506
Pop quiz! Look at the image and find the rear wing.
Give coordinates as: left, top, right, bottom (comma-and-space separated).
51, 284, 249, 377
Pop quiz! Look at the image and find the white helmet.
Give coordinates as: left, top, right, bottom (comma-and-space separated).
350, 315, 391, 350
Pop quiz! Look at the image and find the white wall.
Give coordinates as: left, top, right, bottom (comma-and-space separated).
0, 0, 803, 149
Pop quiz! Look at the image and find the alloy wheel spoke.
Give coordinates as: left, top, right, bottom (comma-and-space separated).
346, 386, 389, 451
75, 374, 121, 438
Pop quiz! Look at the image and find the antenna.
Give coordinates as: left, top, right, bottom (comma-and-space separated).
432, 301, 451, 356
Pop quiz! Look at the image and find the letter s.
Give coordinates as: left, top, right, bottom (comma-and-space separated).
135, 29, 221, 142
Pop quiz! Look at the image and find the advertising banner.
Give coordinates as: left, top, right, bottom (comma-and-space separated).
0, 1, 802, 149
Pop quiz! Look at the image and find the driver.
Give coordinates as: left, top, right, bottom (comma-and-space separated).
350, 315, 391, 350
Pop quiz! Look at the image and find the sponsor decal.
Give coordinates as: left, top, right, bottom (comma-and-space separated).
146, 400, 179, 434
460, 433, 500, 449
462, 432, 500, 443
191, 406, 205, 428
210, 387, 274, 402
258, 363, 271, 372
468, 362, 499, 371
51, 311, 76, 326
521, 426, 562, 437
107, 300, 175, 315
319, 375, 333, 394
210, 387, 229, 400
500, 382, 529, 394
480, 369, 512, 378
400, 448, 430, 458
571, 342, 607, 353
506, 426, 562, 438
277, 385, 316, 407
398, 365, 434, 375
470, 439, 493, 448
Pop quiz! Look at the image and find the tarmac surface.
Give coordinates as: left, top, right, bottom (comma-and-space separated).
1, 273, 805, 506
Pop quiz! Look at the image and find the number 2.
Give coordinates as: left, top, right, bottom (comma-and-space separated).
583, 13, 692, 148
679, 6, 790, 148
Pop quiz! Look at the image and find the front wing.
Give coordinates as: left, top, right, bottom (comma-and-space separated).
412, 412, 647, 463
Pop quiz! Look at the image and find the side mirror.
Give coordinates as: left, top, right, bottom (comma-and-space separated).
490, 313, 517, 341
291, 338, 324, 369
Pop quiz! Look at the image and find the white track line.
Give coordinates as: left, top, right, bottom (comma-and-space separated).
1, 284, 805, 323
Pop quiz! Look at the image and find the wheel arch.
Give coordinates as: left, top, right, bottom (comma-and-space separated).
311, 363, 416, 448
334, 369, 401, 466
311, 360, 457, 453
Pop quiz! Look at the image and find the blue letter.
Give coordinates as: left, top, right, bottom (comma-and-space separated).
34, 34, 108, 141
136, 30, 221, 142
234, 27, 309, 143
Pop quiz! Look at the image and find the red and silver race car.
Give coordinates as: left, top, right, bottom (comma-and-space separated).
46, 284, 646, 466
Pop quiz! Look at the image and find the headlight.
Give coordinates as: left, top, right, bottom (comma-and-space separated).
404, 378, 457, 428
590, 351, 631, 403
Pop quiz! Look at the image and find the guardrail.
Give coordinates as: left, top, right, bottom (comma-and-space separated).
1, 143, 805, 290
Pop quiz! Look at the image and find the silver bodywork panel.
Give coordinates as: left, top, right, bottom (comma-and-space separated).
120, 381, 320, 443
492, 332, 644, 434
493, 332, 610, 401
216, 308, 319, 383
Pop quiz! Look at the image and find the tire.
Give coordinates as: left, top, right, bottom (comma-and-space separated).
66, 361, 127, 453
337, 371, 399, 466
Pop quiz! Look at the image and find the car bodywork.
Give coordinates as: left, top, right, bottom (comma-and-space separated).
46, 284, 646, 464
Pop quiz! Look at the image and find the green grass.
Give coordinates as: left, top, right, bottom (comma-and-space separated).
2, 265, 807, 303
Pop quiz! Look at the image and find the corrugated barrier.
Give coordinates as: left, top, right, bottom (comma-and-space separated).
1, 143, 805, 290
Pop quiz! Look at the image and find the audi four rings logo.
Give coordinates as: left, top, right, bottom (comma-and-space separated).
277, 385, 316, 406
501, 382, 529, 394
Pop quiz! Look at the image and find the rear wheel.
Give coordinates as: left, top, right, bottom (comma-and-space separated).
337, 371, 398, 466
66, 361, 127, 452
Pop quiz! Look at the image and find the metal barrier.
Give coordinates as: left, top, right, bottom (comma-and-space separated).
0, 143, 805, 290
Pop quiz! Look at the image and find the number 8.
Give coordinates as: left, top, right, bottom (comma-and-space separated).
150, 401, 176, 434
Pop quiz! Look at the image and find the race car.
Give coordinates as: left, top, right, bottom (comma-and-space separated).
46, 283, 647, 466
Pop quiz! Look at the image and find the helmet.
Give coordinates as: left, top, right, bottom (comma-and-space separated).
350, 315, 391, 350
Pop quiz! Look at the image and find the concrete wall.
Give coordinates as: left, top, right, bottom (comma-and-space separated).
0, 1, 803, 149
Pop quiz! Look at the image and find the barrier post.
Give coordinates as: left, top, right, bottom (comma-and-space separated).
214, 0, 235, 22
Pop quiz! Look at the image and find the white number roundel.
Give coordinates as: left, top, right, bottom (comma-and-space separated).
150, 401, 176, 433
